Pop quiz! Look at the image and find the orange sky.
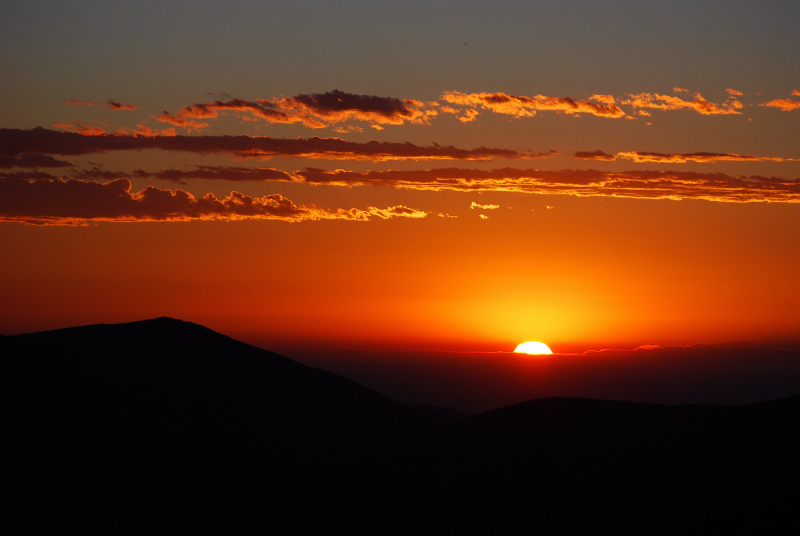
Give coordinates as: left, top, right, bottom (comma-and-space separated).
2, 1, 799, 354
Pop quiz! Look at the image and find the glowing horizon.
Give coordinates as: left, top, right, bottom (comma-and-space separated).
1, 1, 799, 351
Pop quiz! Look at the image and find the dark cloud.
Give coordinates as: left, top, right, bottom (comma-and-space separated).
0, 128, 548, 161
0, 153, 74, 169
131, 166, 293, 185
0, 177, 428, 225
0, 170, 61, 180
106, 100, 138, 110
280, 89, 434, 126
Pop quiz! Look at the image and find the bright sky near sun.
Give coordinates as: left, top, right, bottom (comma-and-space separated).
1, 1, 799, 350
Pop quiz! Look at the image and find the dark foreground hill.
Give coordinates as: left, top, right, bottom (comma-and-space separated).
0, 317, 456, 470
2, 318, 799, 535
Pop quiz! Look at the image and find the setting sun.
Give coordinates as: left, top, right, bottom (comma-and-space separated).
514, 342, 553, 355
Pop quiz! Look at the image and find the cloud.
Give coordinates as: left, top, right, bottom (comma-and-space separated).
0, 170, 61, 180
156, 112, 210, 131
615, 151, 797, 163
106, 100, 139, 111
0, 177, 428, 225
65, 99, 138, 110
332, 125, 364, 134
278, 89, 435, 126
157, 98, 295, 130
1, 128, 551, 162
759, 93, 800, 111
441, 91, 626, 118
52, 121, 107, 136
621, 92, 742, 115
130, 166, 293, 185
0, 153, 74, 169
589, 94, 616, 105
470, 202, 499, 210
726, 88, 743, 97
157, 90, 436, 131
291, 167, 800, 203
573, 151, 797, 163
573, 150, 616, 161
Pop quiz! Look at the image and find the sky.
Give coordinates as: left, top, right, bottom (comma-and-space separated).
2, 1, 800, 362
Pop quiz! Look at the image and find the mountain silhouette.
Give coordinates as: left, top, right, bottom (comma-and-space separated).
1, 317, 458, 471
3, 318, 799, 534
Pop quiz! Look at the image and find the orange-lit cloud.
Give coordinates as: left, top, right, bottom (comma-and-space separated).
52, 121, 107, 136
156, 112, 210, 131
589, 94, 616, 105
158, 90, 436, 131
759, 91, 800, 111
574, 151, 798, 163
0, 177, 428, 225
1, 128, 552, 161
726, 89, 743, 97
157, 98, 294, 130
292, 167, 800, 203
65, 99, 138, 110
470, 202, 499, 210
621, 92, 742, 115
441, 91, 626, 118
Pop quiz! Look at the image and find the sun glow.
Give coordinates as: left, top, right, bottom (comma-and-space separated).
514, 341, 553, 355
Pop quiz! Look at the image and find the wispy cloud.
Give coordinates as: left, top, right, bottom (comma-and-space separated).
0, 177, 428, 225
291, 167, 800, 203
759, 90, 800, 111
52, 121, 107, 136
470, 202, 499, 209
441, 91, 626, 118
621, 92, 742, 115
574, 151, 798, 163
65, 99, 138, 110
1, 128, 552, 162
573, 150, 617, 161
157, 98, 293, 130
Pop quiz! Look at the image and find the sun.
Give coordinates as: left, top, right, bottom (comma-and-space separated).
514, 341, 553, 355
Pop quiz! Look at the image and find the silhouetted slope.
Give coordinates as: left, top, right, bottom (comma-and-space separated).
3, 318, 800, 535
390, 396, 800, 535
0, 317, 454, 470
409, 395, 800, 471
